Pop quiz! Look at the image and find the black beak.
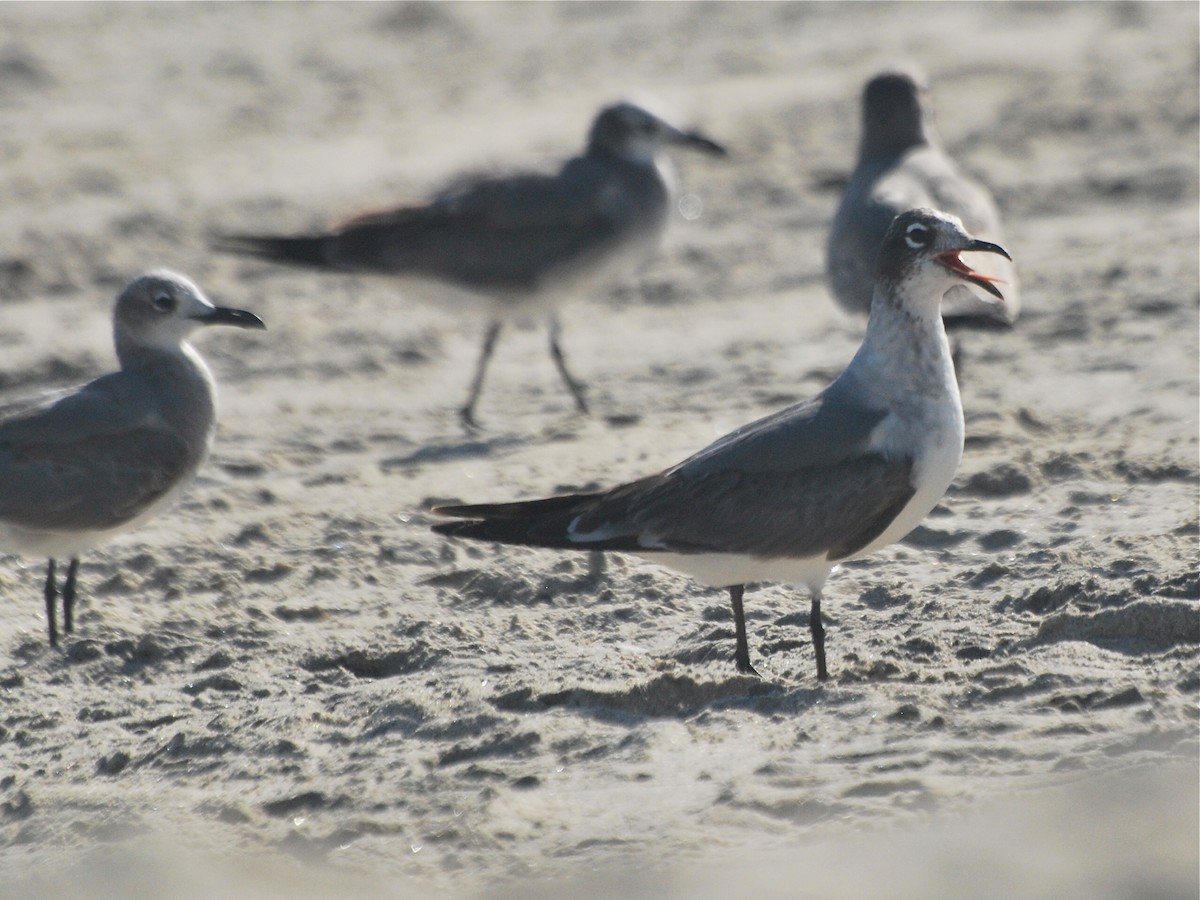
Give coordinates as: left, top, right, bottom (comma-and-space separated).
964, 238, 1012, 261
935, 244, 1010, 301
195, 306, 267, 330
968, 273, 1006, 301
681, 130, 728, 157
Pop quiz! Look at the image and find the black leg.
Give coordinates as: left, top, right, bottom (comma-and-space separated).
810, 592, 829, 681
461, 321, 502, 430
586, 550, 606, 586
548, 317, 588, 414
63, 557, 79, 635
729, 585, 759, 676
44, 558, 59, 648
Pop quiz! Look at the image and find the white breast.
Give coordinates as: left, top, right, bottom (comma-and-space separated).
856, 362, 964, 559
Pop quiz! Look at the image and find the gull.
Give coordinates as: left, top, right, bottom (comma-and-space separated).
0, 271, 265, 647
433, 208, 1010, 680
215, 100, 726, 429
827, 69, 1020, 327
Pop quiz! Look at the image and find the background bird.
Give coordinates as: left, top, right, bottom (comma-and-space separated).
434, 208, 1011, 680
827, 69, 1020, 327
215, 100, 726, 429
0, 271, 265, 646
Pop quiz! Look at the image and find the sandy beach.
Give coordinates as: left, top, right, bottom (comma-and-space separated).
0, 3, 1196, 897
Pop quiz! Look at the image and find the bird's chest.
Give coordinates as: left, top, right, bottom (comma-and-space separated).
862, 331, 964, 547
874, 341, 963, 471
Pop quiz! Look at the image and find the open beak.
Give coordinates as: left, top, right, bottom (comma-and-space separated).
194, 306, 267, 330
935, 239, 1011, 300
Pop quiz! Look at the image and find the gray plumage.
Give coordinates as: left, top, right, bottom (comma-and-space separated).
828, 70, 1020, 325
215, 100, 726, 428
0, 271, 265, 646
436, 208, 1013, 680
560, 390, 915, 562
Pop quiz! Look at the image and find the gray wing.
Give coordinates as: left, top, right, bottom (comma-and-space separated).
0, 375, 192, 531
0, 373, 157, 443
0, 426, 191, 532
667, 379, 885, 475
898, 148, 1002, 236
571, 384, 916, 561
573, 457, 914, 561
323, 156, 656, 291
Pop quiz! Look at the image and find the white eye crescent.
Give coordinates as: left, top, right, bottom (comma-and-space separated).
152, 293, 177, 313
905, 222, 930, 250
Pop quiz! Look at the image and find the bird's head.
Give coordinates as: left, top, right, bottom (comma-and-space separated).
114, 270, 265, 354
587, 101, 726, 163
860, 69, 931, 158
875, 208, 1011, 319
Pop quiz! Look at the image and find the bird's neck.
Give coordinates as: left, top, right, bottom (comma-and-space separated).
586, 139, 661, 169
582, 146, 675, 206
116, 339, 218, 441
859, 122, 933, 162
850, 291, 958, 409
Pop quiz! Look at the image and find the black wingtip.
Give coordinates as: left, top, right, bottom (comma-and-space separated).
430, 520, 478, 538
429, 492, 613, 550
210, 232, 266, 256
429, 516, 565, 548
211, 232, 331, 269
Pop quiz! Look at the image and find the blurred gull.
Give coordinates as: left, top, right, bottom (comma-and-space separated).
434, 209, 1011, 680
0, 271, 265, 646
216, 100, 726, 429
827, 69, 1020, 326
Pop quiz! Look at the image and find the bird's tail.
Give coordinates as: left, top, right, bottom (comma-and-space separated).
431, 493, 603, 550
212, 233, 333, 270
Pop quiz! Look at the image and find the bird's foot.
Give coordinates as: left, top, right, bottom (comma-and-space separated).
459, 406, 482, 434
735, 657, 761, 678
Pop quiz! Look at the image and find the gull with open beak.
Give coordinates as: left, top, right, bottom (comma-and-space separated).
433, 208, 1011, 681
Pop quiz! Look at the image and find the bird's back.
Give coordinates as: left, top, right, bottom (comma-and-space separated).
829, 146, 1018, 322
221, 151, 672, 315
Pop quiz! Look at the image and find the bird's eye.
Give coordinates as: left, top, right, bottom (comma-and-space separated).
152, 293, 176, 313
904, 223, 931, 249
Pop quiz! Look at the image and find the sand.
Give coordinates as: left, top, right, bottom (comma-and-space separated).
0, 2, 1196, 897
